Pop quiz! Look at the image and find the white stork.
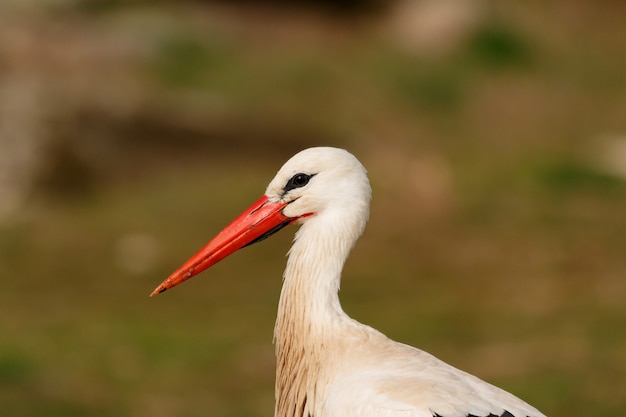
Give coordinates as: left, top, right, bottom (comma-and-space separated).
151, 147, 546, 417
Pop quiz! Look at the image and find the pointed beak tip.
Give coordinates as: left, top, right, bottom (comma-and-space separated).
149, 285, 167, 297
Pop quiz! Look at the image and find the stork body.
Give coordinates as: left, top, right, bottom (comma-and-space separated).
151, 147, 546, 417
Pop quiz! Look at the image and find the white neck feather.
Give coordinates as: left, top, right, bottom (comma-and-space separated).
273, 207, 367, 417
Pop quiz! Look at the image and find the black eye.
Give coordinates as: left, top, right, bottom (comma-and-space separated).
284, 173, 314, 193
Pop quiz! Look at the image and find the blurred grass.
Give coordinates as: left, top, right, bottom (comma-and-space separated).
1, 1, 626, 417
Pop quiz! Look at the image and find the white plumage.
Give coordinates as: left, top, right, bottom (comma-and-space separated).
151, 147, 546, 417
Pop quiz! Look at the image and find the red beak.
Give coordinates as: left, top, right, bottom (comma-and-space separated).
150, 195, 296, 296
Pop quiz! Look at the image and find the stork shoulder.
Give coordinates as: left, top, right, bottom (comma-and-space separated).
324, 331, 545, 417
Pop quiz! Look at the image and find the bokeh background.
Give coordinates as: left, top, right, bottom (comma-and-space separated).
1, 1, 625, 416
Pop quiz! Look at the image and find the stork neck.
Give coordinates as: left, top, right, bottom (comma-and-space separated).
277, 216, 357, 331
273, 216, 360, 417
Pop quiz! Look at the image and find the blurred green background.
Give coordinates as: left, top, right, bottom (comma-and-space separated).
1, 1, 625, 416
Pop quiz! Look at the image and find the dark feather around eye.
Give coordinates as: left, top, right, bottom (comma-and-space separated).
284, 173, 314, 193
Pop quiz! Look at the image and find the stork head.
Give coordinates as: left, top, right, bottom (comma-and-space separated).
267, 147, 371, 223
150, 147, 371, 296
